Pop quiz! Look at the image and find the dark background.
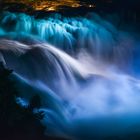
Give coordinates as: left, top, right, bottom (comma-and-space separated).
0, 0, 140, 27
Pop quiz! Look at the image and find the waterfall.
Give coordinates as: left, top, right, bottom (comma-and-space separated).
0, 12, 133, 62
0, 11, 140, 140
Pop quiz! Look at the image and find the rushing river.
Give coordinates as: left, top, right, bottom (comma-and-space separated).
0, 11, 140, 140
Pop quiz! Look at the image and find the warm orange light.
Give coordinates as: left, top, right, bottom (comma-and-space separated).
31, 0, 82, 11
4, 0, 96, 11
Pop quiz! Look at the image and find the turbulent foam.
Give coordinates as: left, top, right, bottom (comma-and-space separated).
0, 12, 133, 63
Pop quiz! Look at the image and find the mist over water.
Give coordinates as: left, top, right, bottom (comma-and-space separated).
0, 12, 140, 139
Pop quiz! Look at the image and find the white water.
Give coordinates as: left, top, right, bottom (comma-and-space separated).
0, 12, 140, 139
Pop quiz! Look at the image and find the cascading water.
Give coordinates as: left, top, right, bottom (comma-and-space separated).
0, 11, 140, 140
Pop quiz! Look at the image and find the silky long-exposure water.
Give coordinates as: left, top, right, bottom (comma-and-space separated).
0, 12, 140, 140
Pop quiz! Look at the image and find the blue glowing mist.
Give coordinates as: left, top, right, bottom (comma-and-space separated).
0, 12, 140, 140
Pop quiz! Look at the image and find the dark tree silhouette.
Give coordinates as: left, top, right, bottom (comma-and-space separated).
0, 62, 45, 140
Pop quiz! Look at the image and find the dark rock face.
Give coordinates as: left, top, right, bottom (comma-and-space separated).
0, 2, 34, 13
0, 62, 69, 140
